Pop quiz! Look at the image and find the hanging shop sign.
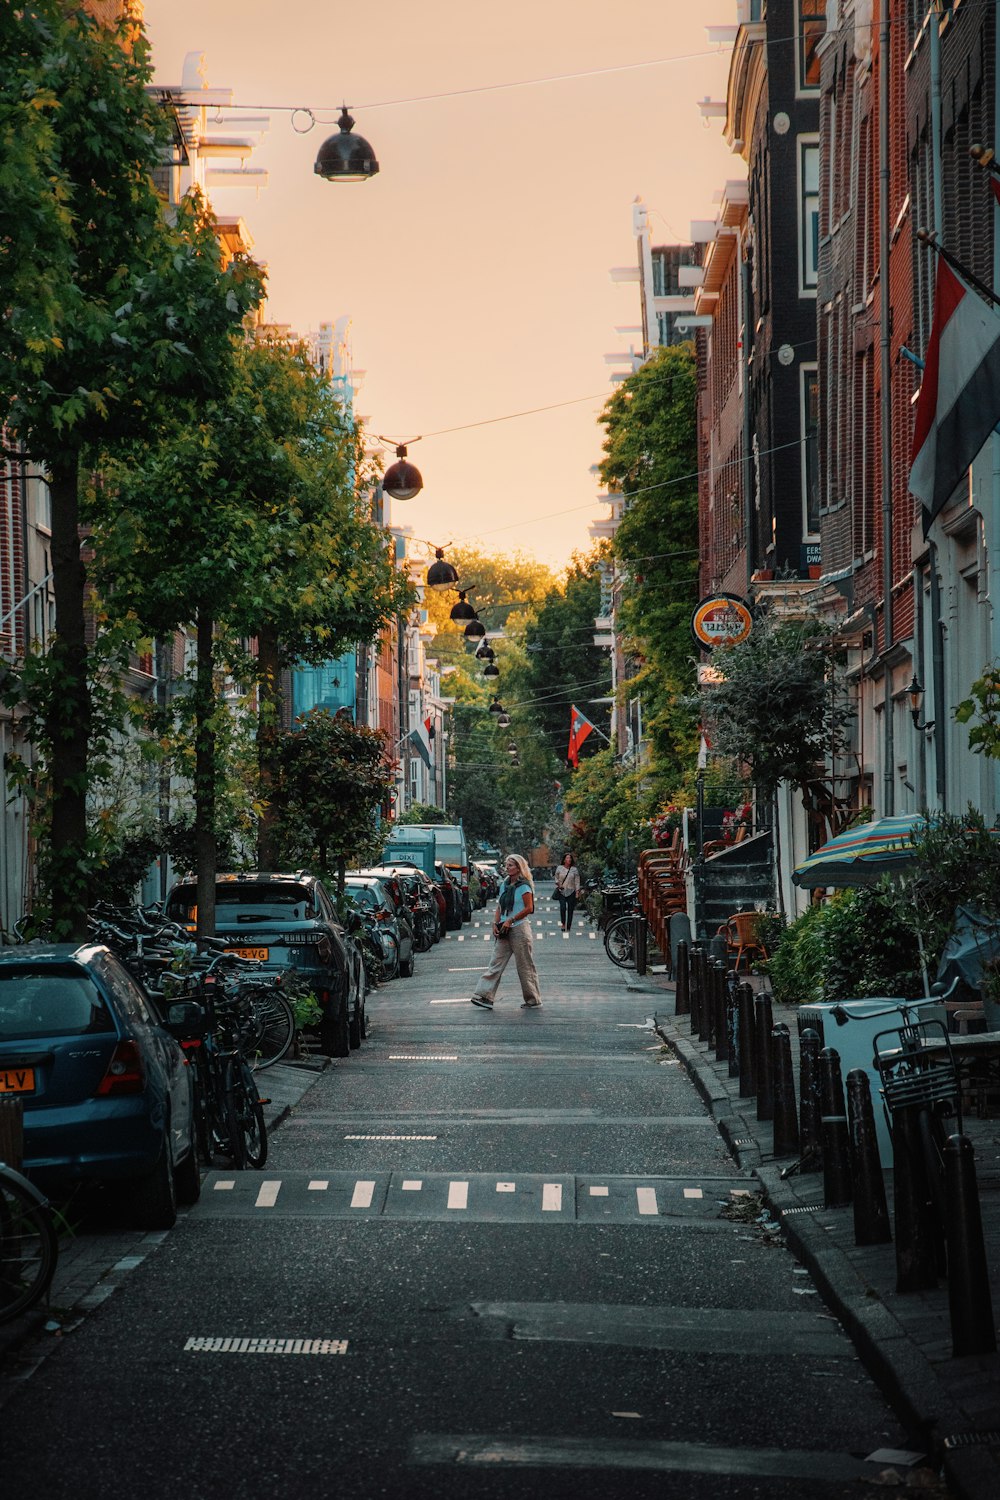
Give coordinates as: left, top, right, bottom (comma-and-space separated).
691, 593, 753, 651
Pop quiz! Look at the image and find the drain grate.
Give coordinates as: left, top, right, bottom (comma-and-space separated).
184, 1337, 348, 1356
732, 1137, 756, 1146
779, 1206, 817, 1216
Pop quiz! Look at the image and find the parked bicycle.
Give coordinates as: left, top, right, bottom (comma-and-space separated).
167, 957, 268, 1170
0, 1161, 58, 1324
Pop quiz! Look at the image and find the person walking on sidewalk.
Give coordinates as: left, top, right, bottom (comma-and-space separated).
554, 850, 582, 932
470, 854, 542, 1010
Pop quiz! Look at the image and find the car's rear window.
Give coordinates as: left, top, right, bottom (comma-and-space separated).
345, 884, 380, 909
166, 883, 315, 923
0, 967, 115, 1040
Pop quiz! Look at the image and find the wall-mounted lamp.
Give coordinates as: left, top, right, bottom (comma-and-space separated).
907, 674, 935, 735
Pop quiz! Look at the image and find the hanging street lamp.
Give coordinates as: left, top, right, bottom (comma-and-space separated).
427, 548, 459, 591
449, 590, 476, 622
314, 106, 379, 182
482, 661, 500, 678
497, 711, 511, 727
382, 443, 423, 501
464, 615, 486, 640
475, 642, 495, 662
488, 697, 505, 716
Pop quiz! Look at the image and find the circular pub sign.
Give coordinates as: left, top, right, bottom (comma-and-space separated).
691, 593, 753, 651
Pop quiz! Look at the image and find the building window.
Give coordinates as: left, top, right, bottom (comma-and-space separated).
799, 138, 820, 291
802, 365, 820, 536
799, 0, 826, 90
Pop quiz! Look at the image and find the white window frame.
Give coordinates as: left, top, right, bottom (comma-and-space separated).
798, 136, 820, 294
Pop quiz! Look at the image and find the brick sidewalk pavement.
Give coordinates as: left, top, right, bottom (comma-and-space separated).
628, 967, 1000, 1500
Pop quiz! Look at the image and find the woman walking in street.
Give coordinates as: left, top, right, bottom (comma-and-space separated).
554, 850, 582, 932
470, 854, 542, 1010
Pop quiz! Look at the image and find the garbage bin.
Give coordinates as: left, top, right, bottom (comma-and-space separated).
797, 998, 946, 1166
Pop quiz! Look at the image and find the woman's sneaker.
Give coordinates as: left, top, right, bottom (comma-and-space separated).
470, 995, 493, 1009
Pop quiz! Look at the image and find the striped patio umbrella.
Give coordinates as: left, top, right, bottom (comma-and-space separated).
791, 813, 929, 889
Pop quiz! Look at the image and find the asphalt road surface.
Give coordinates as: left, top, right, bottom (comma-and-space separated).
1, 904, 942, 1498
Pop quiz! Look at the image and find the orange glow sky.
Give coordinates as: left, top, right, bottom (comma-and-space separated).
142, 2, 738, 571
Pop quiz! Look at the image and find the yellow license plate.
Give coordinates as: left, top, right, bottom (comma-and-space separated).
0, 1067, 35, 1094
228, 947, 269, 962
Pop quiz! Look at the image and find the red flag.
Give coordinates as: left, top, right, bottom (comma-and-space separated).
909, 257, 1000, 533
567, 704, 595, 768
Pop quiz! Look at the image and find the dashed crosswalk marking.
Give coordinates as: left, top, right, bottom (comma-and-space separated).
198, 1172, 736, 1226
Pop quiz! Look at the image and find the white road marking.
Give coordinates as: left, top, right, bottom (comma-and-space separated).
589, 932, 597, 939
496, 1182, 516, 1193
185, 1336, 348, 1356
402, 1180, 423, 1191
636, 1187, 659, 1216
447, 1181, 469, 1210
457, 935, 464, 941
388, 1055, 459, 1061
308, 1181, 329, 1191
683, 1187, 704, 1199
589, 1186, 609, 1197
447, 967, 484, 971
430, 998, 473, 1004
542, 1183, 563, 1212
214, 1180, 236, 1191
255, 1180, 282, 1208
351, 1180, 376, 1209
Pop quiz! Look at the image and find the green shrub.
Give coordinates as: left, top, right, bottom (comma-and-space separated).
765, 882, 925, 1006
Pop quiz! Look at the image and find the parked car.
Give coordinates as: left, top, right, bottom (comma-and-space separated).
434, 861, 464, 931
164, 873, 365, 1056
0, 943, 199, 1228
367, 862, 442, 948
343, 874, 414, 978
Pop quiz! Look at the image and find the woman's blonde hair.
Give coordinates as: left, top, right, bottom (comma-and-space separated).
504, 853, 534, 890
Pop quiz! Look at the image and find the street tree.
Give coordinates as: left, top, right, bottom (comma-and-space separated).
598, 344, 701, 789
269, 709, 395, 884
0, 5, 261, 933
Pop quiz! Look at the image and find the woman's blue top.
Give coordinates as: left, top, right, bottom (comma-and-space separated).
498, 878, 532, 922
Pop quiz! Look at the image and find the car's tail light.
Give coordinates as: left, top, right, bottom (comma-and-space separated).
317, 988, 331, 1009
95, 1040, 145, 1096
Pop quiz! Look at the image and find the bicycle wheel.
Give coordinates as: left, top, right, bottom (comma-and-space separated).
222, 1056, 247, 1169
246, 988, 295, 1070
604, 915, 638, 970
227, 1058, 268, 1169
0, 1168, 58, 1323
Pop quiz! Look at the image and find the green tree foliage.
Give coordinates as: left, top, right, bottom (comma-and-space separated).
705, 617, 851, 799
563, 747, 654, 875
956, 663, 1000, 758
0, 5, 262, 932
270, 710, 394, 880
520, 550, 611, 767
599, 345, 700, 785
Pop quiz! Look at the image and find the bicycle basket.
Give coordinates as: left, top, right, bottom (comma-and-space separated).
873, 1018, 960, 1117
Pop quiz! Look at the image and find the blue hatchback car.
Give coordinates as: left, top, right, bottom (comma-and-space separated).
0, 944, 199, 1228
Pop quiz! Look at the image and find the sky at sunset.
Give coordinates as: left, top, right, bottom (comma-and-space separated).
141, 1, 740, 572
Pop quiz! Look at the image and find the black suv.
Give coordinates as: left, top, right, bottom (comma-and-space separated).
164, 873, 365, 1057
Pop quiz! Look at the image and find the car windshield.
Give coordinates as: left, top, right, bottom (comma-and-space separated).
0, 967, 115, 1040
345, 884, 382, 909
166, 883, 315, 924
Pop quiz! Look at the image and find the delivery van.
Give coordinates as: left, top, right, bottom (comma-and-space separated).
408, 823, 471, 922
382, 825, 437, 880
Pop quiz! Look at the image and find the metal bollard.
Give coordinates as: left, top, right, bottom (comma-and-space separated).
754, 992, 774, 1121
737, 983, 756, 1098
943, 1134, 997, 1356
634, 912, 647, 977
818, 1047, 852, 1209
726, 971, 740, 1079
713, 962, 728, 1062
689, 944, 703, 1036
771, 1024, 799, 1157
798, 1028, 822, 1171
846, 1069, 891, 1245
674, 940, 689, 1016
892, 1106, 942, 1292
697, 948, 712, 1044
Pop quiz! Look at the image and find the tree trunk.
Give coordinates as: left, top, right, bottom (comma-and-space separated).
256, 623, 282, 870
46, 458, 91, 938
194, 609, 217, 942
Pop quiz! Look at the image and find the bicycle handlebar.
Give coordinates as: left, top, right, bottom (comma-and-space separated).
828, 976, 960, 1026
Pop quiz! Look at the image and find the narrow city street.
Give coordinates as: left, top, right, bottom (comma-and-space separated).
1, 909, 938, 1498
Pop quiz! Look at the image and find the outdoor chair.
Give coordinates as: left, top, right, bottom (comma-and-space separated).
717, 910, 769, 972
